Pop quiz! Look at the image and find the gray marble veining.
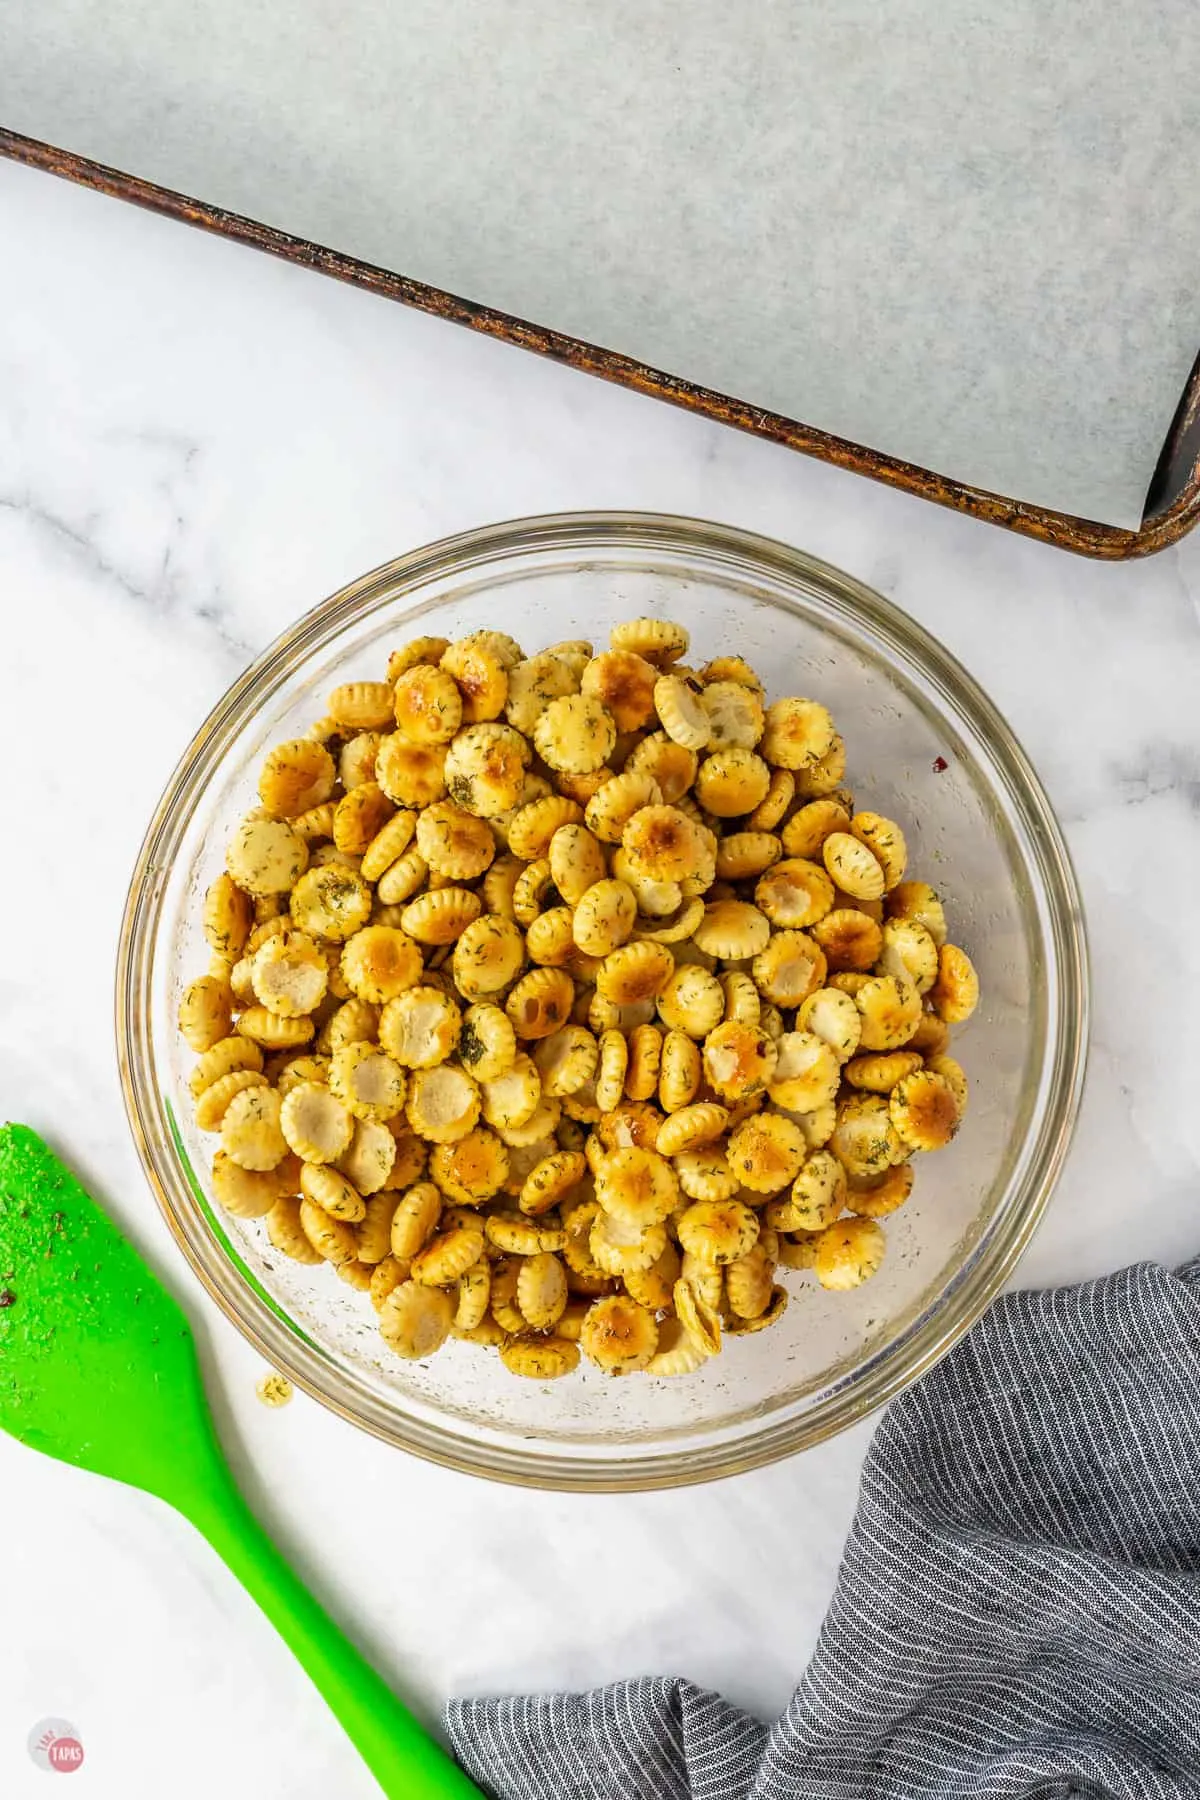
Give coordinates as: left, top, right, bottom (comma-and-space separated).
1, 154, 1198, 1800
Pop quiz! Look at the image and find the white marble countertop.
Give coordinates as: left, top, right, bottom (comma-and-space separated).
1, 154, 1199, 1800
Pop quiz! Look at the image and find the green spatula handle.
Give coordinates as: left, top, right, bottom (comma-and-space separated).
185, 1464, 483, 1799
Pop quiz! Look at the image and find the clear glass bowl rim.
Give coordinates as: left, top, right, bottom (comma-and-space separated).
116, 510, 1089, 1490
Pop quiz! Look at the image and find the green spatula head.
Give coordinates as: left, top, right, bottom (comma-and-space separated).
0, 1124, 480, 1800
0, 1121, 212, 1503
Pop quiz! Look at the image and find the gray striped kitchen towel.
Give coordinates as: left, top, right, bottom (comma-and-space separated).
446, 1257, 1200, 1797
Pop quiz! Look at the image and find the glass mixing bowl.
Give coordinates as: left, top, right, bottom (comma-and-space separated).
117, 512, 1088, 1490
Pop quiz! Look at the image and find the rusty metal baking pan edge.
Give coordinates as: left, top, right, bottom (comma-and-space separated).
3, 125, 1197, 560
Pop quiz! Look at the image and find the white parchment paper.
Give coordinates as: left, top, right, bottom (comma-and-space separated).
4, 0, 1198, 526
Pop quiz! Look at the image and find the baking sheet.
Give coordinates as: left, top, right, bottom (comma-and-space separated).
4, 0, 1198, 529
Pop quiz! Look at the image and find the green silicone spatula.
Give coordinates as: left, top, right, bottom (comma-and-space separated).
0, 1123, 483, 1800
